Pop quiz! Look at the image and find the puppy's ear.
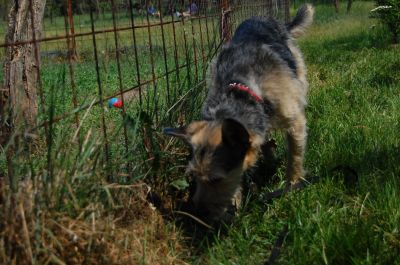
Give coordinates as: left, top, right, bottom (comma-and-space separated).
163, 127, 187, 140
221, 119, 250, 154
164, 121, 208, 143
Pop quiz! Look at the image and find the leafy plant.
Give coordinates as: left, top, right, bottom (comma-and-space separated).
370, 0, 400, 43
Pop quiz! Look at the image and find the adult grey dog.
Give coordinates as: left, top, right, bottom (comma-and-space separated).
164, 4, 314, 222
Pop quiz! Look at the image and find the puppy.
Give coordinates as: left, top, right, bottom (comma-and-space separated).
164, 5, 314, 221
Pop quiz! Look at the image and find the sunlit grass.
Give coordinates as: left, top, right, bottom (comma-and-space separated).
201, 2, 400, 264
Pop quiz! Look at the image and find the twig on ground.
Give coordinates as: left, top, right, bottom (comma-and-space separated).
174, 210, 214, 230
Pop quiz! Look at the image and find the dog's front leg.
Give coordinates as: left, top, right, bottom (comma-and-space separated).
286, 114, 307, 185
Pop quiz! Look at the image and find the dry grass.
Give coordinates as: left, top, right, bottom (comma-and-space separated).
0, 68, 199, 264
0, 178, 189, 265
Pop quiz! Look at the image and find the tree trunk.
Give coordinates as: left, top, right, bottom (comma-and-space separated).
333, 0, 339, 13
0, 0, 46, 181
346, 0, 353, 13
1, 0, 46, 139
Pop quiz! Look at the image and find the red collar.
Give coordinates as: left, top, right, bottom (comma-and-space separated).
228, 83, 263, 103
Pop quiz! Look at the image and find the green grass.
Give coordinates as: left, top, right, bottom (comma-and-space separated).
197, 2, 400, 264
1, 1, 399, 264
0, 11, 221, 184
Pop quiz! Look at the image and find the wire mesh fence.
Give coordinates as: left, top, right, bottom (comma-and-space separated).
0, 0, 290, 187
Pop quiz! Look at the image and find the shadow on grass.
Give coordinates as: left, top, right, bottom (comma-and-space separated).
323, 27, 392, 51
324, 140, 400, 192
348, 145, 400, 181
303, 26, 395, 65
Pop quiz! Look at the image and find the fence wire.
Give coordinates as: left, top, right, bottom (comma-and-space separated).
0, 0, 290, 183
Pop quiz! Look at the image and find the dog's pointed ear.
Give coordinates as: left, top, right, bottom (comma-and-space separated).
221, 119, 250, 153
163, 126, 187, 140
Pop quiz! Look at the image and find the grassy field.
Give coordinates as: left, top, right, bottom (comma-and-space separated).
195, 2, 400, 264
1, 1, 399, 264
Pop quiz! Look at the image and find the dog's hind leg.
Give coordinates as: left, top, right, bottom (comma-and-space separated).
286, 114, 307, 185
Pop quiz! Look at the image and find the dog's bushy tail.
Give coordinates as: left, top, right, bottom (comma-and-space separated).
287, 4, 314, 38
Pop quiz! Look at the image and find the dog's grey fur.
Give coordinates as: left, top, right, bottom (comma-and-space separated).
165, 4, 314, 222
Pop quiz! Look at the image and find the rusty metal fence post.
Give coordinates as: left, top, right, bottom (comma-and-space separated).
221, 0, 232, 43
66, 0, 78, 60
